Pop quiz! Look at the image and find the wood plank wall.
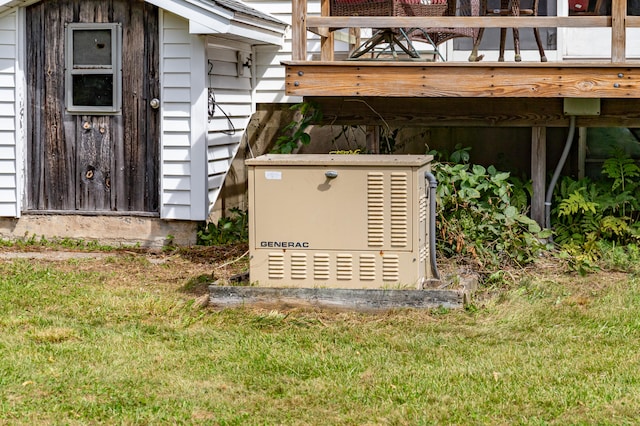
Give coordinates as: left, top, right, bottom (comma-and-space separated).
26, 0, 159, 213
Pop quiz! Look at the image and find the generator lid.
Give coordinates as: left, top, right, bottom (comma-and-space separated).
246, 154, 433, 167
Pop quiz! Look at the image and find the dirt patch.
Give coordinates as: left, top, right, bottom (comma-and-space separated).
173, 243, 248, 265
0, 251, 113, 261
0, 244, 249, 299
0, 243, 620, 312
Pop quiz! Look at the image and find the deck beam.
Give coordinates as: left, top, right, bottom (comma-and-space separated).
285, 62, 640, 99
306, 97, 640, 127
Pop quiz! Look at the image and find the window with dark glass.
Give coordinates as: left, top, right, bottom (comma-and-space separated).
65, 23, 121, 114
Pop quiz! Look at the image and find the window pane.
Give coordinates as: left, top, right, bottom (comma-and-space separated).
72, 75, 113, 107
73, 29, 112, 66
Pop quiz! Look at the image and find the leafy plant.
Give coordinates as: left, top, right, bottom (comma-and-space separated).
551, 150, 640, 273
272, 102, 323, 154
197, 208, 248, 246
557, 187, 598, 217
601, 149, 640, 193
597, 241, 640, 273
432, 146, 551, 274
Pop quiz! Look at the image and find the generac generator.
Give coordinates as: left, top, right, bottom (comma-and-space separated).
246, 154, 438, 289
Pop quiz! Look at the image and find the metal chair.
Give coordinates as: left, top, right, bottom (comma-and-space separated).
331, 0, 453, 60
408, 0, 482, 54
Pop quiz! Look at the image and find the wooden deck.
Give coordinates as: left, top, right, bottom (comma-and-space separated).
286, 0, 640, 104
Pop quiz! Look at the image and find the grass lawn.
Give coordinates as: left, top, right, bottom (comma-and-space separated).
1, 246, 640, 424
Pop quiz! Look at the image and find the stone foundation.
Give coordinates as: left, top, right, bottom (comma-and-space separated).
0, 215, 199, 248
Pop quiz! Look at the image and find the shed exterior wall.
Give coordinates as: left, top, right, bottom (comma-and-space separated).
0, 0, 286, 227
205, 38, 253, 215
0, 11, 19, 217
160, 11, 207, 220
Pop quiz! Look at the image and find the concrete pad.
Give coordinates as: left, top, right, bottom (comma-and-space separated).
208, 285, 466, 311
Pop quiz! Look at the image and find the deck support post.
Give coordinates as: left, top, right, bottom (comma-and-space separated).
366, 126, 380, 153
292, 0, 307, 60
612, 0, 627, 62
578, 127, 587, 179
531, 126, 546, 227
349, 28, 361, 54
320, 0, 334, 61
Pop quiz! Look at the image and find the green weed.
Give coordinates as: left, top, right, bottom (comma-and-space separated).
197, 208, 248, 246
0, 234, 131, 252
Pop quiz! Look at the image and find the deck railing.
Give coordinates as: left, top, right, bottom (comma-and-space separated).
291, 0, 640, 62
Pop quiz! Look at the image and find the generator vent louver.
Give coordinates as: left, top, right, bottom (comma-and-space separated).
390, 172, 409, 248
382, 254, 400, 281
419, 192, 427, 223
367, 172, 385, 247
313, 253, 330, 281
359, 254, 376, 281
268, 252, 285, 279
336, 254, 354, 280
291, 253, 307, 280
420, 246, 428, 263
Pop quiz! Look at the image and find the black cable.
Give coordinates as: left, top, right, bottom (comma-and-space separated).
208, 87, 236, 136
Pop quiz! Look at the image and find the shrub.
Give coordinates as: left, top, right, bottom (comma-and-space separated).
431, 146, 551, 273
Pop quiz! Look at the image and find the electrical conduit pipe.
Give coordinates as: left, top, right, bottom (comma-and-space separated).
425, 172, 441, 280
545, 115, 577, 232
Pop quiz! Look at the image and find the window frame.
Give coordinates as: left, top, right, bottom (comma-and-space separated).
65, 22, 122, 115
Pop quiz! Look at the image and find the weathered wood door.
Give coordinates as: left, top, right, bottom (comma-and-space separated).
26, 0, 159, 213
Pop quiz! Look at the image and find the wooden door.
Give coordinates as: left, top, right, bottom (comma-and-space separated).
26, 0, 159, 213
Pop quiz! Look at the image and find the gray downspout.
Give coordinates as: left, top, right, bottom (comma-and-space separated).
545, 115, 577, 231
425, 172, 441, 280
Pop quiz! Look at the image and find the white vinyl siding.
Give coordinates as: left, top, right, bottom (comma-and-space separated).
0, 11, 19, 217
205, 38, 252, 214
160, 11, 207, 220
249, 0, 316, 103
